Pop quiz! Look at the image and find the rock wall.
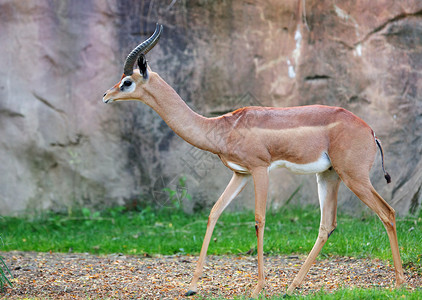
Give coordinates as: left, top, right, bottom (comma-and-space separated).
0, 0, 421, 216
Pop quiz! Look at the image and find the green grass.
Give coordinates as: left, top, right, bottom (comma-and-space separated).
0, 205, 421, 299
188, 288, 422, 300
215, 287, 422, 299
300, 288, 422, 299
0, 205, 420, 266
256, 287, 422, 299
0, 255, 13, 291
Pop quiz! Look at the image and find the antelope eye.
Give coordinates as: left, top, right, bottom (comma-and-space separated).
120, 80, 133, 91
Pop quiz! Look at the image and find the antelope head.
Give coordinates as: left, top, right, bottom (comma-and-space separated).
103, 24, 163, 104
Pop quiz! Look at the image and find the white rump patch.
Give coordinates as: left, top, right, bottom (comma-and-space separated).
268, 153, 331, 174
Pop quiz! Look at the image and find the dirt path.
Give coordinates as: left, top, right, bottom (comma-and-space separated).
1, 251, 420, 299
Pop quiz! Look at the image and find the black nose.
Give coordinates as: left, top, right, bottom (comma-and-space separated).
103, 93, 107, 97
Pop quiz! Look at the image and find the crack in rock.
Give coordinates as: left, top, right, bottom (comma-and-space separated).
32, 92, 66, 116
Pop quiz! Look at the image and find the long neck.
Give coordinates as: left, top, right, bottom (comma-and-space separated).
142, 73, 219, 153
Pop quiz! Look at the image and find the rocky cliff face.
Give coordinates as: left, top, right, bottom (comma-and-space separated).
0, 0, 421, 216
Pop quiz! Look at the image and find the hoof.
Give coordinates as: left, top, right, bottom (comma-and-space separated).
185, 290, 197, 296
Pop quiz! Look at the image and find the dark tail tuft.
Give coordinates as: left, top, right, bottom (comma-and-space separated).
384, 173, 391, 184
375, 137, 392, 184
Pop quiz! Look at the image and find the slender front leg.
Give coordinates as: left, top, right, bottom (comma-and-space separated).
185, 172, 249, 296
287, 168, 341, 294
250, 167, 269, 298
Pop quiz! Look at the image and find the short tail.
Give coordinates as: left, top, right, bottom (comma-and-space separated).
375, 137, 391, 184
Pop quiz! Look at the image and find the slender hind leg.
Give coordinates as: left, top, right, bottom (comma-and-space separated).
287, 168, 341, 294
340, 172, 405, 286
185, 172, 249, 296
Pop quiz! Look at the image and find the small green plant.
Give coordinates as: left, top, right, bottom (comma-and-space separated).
81, 207, 101, 226
0, 255, 12, 291
163, 176, 192, 210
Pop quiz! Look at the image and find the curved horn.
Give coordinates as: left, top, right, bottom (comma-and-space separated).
123, 23, 163, 76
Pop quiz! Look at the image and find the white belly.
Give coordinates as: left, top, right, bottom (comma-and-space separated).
227, 161, 250, 174
269, 153, 331, 174
227, 153, 331, 175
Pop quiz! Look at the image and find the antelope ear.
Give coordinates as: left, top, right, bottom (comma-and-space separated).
137, 54, 149, 80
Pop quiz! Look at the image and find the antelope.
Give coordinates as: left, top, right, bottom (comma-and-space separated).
103, 24, 405, 297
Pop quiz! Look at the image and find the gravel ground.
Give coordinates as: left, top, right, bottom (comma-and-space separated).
1, 251, 420, 299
